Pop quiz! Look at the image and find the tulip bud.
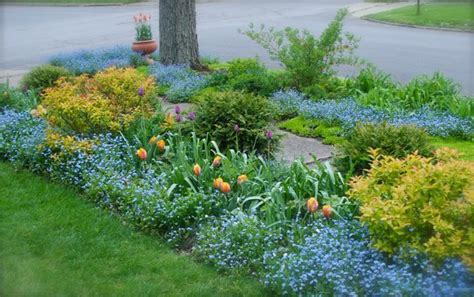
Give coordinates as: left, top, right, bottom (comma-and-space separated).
148, 136, 158, 145
237, 174, 248, 185
193, 164, 201, 176
157, 139, 166, 152
187, 111, 196, 121
220, 182, 231, 194
212, 156, 222, 167
234, 124, 240, 133
175, 105, 181, 114
265, 130, 273, 139
213, 177, 223, 189
138, 87, 145, 97
136, 148, 147, 161
322, 205, 332, 219
306, 197, 318, 214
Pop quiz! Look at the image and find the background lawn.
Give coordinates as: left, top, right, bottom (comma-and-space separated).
0, 163, 268, 297
366, 2, 474, 30
8, 0, 141, 4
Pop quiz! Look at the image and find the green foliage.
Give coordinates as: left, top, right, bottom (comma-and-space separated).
336, 122, 433, 173
20, 64, 71, 94
348, 148, 474, 267
430, 137, 474, 161
0, 82, 37, 111
302, 76, 354, 100
225, 58, 280, 96
0, 163, 267, 297
353, 68, 474, 118
278, 116, 344, 145
193, 91, 277, 154
242, 9, 360, 90
41, 67, 158, 134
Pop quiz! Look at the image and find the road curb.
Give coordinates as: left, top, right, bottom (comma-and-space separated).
361, 16, 474, 34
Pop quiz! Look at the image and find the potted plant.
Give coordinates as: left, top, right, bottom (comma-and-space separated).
132, 13, 157, 58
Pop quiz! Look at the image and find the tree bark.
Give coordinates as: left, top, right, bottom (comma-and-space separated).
159, 0, 202, 69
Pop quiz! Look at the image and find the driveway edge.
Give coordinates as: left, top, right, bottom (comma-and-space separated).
361, 16, 474, 34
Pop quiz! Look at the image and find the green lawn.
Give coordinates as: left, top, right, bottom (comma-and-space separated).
430, 137, 474, 161
0, 163, 267, 297
366, 3, 474, 30
9, 0, 141, 4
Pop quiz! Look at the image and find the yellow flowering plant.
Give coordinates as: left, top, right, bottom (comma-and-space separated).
348, 148, 474, 268
41, 67, 157, 134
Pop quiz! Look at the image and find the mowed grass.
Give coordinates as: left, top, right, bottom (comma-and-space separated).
9, 0, 141, 4
430, 137, 474, 161
366, 3, 474, 30
0, 163, 268, 297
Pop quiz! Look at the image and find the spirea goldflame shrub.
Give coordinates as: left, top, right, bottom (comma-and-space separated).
41, 68, 157, 134
193, 91, 278, 154
20, 64, 71, 94
336, 122, 434, 173
348, 148, 474, 268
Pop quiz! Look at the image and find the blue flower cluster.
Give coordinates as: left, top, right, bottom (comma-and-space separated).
262, 220, 473, 296
1, 109, 473, 296
271, 90, 474, 137
150, 63, 209, 103
49, 46, 140, 74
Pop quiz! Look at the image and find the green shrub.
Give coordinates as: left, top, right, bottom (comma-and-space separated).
0, 83, 37, 111
336, 122, 433, 173
348, 148, 474, 268
21, 64, 71, 93
242, 9, 360, 91
41, 67, 158, 135
302, 76, 354, 99
225, 58, 279, 96
193, 91, 278, 154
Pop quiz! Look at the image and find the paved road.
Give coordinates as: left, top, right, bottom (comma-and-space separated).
1, 0, 473, 94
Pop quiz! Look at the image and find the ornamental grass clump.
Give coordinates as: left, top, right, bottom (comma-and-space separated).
348, 148, 474, 268
41, 67, 157, 134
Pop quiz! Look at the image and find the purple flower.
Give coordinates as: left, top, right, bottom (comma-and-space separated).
265, 130, 273, 139
138, 87, 145, 97
175, 114, 183, 122
187, 111, 196, 121
234, 124, 241, 133
175, 105, 181, 114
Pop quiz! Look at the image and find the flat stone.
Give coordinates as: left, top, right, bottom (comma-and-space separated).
276, 129, 334, 164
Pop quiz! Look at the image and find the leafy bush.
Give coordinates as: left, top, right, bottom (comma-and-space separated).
41, 67, 157, 134
224, 58, 279, 96
193, 91, 277, 154
349, 148, 474, 267
50, 46, 139, 75
242, 9, 360, 91
0, 83, 37, 111
20, 64, 71, 93
336, 122, 433, 173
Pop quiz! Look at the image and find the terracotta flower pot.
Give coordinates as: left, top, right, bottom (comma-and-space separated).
132, 40, 158, 55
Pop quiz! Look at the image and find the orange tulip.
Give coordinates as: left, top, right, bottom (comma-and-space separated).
237, 174, 248, 185
136, 148, 147, 161
306, 197, 318, 214
213, 177, 223, 189
322, 205, 332, 218
220, 182, 231, 194
148, 136, 158, 145
212, 156, 222, 167
193, 164, 202, 176
157, 139, 166, 152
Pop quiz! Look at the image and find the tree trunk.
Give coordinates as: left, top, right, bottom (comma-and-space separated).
159, 0, 202, 69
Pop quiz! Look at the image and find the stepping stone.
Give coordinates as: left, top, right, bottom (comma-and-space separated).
276, 129, 334, 164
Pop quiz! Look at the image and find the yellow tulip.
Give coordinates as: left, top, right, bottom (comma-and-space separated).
136, 148, 147, 161
322, 205, 332, 218
193, 164, 202, 176
306, 197, 318, 214
237, 174, 248, 185
213, 177, 223, 189
212, 156, 222, 167
220, 182, 231, 194
157, 139, 166, 152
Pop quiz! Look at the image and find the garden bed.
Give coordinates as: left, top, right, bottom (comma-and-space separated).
1, 10, 473, 295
